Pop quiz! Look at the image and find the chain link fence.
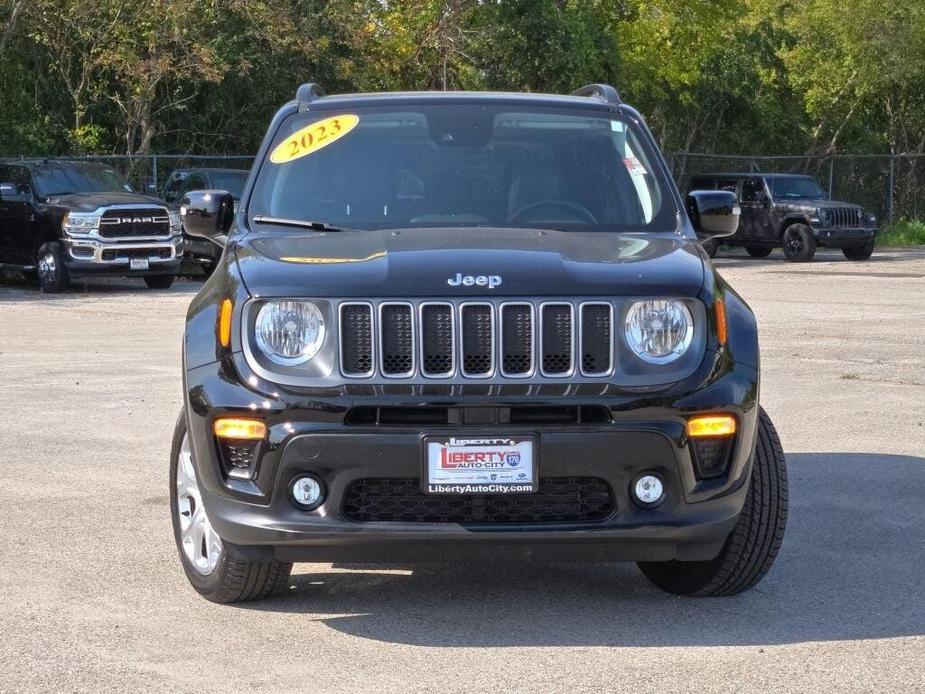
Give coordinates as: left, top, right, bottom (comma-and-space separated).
8, 152, 924, 223
668, 153, 925, 223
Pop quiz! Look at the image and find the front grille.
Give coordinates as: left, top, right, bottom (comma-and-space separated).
420, 304, 454, 376
99, 208, 170, 238
461, 304, 493, 376
541, 304, 573, 375
344, 405, 612, 426
339, 299, 613, 380
501, 303, 533, 375
825, 207, 864, 228
343, 477, 614, 523
380, 303, 414, 376
340, 304, 374, 376
580, 303, 612, 375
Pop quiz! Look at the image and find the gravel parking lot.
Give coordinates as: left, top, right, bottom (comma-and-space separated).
1, 248, 923, 694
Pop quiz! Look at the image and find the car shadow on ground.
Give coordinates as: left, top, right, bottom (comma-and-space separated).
0, 272, 201, 299
241, 452, 925, 647
712, 247, 925, 271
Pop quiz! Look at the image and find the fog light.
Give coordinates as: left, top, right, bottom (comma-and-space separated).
289, 474, 325, 510
632, 473, 665, 507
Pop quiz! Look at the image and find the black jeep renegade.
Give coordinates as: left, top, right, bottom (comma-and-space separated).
171, 84, 788, 603
0, 160, 183, 292
689, 172, 878, 262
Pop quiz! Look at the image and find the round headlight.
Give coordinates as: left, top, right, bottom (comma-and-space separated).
255, 300, 325, 365
624, 299, 694, 363
816, 208, 829, 222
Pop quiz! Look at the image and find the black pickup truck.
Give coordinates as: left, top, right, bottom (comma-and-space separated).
689, 173, 878, 261
170, 84, 788, 604
0, 159, 182, 291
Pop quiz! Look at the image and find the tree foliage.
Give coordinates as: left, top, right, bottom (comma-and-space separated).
0, 0, 923, 158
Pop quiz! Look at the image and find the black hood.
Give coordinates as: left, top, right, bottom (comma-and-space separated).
47, 191, 165, 212
234, 227, 705, 298
777, 198, 863, 211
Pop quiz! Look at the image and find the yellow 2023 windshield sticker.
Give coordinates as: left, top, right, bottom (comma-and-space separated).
270, 114, 359, 164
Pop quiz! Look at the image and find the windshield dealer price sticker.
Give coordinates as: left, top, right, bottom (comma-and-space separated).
270, 114, 360, 164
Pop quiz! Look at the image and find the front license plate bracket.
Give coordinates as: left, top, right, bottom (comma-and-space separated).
423, 434, 537, 494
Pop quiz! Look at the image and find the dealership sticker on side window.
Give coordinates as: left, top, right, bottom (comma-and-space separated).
623, 156, 648, 176
269, 114, 360, 164
424, 435, 537, 494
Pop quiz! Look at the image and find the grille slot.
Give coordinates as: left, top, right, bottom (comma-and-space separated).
420, 303, 454, 376
580, 303, 612, 375
501, 303, 533, 376
99, 208, 170, 238
541, 303, 574, 376
379, 303, 414, 376
343, 477, 614, 523
340, 303, 374, 376
460, 304, 494, 376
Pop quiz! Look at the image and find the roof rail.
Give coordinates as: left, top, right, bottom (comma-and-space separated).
295, 83, 326, 111
571, 83, 621, 105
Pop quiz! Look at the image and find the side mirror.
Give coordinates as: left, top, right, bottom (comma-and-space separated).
180, 190, 234, 247
686, 190, 740, 239
0, 182, 33, 204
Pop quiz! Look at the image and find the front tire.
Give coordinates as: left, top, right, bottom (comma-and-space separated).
842, 240, 874, 261
745, 245, 773, 258
145, 274, 176, 289
170, 411, 292, 603
37, 242, 70, 293
782, 224, 816, 262
638, 407, 788, 596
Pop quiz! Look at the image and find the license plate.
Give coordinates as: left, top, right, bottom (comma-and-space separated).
424, 435, 537, 494
130, 257, 150, 270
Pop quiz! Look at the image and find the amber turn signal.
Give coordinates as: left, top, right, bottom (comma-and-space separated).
219, 299, 233, 347
213, 418, 266, 440
687, 414, 736, 438
714, 298, 727, 347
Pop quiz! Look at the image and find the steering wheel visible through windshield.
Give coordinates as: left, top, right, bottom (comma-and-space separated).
248, 103, 676, 233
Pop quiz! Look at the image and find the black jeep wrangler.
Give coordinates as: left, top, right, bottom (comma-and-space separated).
689, 173, 878, 261
171, 84, 788, 603
0, 160, 182, 292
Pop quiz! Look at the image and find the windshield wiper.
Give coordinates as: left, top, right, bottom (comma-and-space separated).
252, 215, 356, 232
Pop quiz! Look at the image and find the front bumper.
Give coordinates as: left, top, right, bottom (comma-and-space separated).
63, 236, 183, 275
810, 224, 878, 247
184, 352, 760, 563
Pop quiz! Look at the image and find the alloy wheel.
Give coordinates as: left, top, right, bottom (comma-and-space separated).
175, 432, 222, 575
37, 252, 56, 283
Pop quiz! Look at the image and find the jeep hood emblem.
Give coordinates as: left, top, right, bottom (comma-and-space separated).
447, 273, 502, 289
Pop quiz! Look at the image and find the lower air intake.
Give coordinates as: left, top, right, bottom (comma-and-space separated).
343, 477, 614, 523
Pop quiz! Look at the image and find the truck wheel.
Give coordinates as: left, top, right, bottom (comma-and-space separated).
781, 224, 816, 262
36, 242, 70, 293
702, 239, 719, 258
170, 411, 292, 603
638, 407, 788, 596
842, 240, 874, 261
745, 245, 773, 258
145, 274, 176, 289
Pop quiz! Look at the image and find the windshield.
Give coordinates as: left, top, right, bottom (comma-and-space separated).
248, 104, 675, 233
211, 171, 248, 199
769, 176, 824, 200
33, 164, 132, 196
